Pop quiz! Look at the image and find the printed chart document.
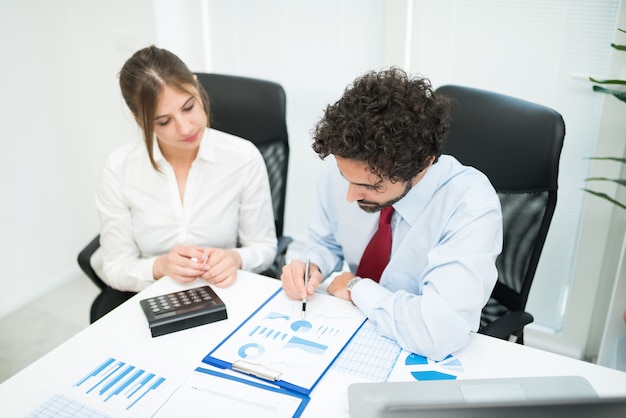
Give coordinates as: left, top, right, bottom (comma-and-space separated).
331, 320, 403, 382
154, 366, 309, 418
386, 338, 479, 383
203, 288, 367, 395
25, 352, 181, 418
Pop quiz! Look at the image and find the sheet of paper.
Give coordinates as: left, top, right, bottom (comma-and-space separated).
387, 337, 479, 382
204, 288, 366, 393
153, 366, 308, 418
24, 350, 183, 418
330, 320, 402, 382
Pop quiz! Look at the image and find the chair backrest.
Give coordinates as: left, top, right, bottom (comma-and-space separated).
436, 85, 565, 334
195, 73, 289, 238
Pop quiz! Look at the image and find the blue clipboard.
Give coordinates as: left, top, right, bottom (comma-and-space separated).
195, 367, 310, 417
202, 287, 367, 396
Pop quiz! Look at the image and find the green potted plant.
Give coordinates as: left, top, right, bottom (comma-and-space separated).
583, 28, 626, 209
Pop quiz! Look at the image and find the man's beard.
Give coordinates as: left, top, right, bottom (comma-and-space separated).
356, 181, 413, 213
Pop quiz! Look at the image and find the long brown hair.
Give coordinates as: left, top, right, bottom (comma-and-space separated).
119, 45, 210, 170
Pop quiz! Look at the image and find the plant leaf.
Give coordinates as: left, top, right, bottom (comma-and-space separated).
611, 43, 626, 51
582, 189, 626, 210
584, 177, 626, 187
586, 156, 626, 164
592, 85, 626, 103
589, 77, 626, 85
619, 28, 626, 34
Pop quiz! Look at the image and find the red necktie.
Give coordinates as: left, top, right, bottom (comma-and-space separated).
356, 206, 394, 283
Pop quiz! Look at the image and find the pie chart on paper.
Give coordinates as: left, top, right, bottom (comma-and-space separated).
290, 320, 313, 333
404, 353, 464, 380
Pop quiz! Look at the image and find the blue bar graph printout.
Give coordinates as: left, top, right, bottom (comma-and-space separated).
73, 357, 166, 410
27, 357, 168, 417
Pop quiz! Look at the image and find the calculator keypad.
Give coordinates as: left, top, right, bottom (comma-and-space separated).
145, 287, 215, 314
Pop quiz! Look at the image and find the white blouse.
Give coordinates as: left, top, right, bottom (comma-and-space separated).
96, 128, 277, 292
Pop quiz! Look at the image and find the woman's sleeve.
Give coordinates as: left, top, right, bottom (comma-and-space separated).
234, 148, 278, 273
95, 158, 156, 292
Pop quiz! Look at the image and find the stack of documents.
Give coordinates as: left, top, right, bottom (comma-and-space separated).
158, 288, 367, 417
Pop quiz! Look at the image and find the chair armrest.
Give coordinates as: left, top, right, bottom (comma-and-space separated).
77, 235, 108, 291
479, 310, 534, 341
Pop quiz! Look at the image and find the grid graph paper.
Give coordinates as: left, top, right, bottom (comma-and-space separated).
330, 320, 402, 381
27, 393, 112, 418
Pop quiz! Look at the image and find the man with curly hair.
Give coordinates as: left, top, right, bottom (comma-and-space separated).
281, 68, 502, 360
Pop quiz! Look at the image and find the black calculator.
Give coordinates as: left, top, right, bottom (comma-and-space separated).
139, 286, 227, 337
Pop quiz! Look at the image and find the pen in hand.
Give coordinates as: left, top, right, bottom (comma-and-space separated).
302, 259, 310, 319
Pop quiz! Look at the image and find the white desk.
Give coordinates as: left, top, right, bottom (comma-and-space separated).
2, 271, 626, 417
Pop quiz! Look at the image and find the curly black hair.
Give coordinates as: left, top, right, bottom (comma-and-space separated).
312, 67, 451, 183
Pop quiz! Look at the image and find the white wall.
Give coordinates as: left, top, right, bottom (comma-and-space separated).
199, 0, 385, 248
0, 0, 157, 318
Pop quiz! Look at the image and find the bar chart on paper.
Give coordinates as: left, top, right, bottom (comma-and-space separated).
27, 357, 170, 418
204, 288, 366, 394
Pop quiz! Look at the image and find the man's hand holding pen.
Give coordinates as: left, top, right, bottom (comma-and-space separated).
280, 259, 323, 303
301, 259, 310, 319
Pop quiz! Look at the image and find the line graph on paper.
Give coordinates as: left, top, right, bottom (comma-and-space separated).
331, 320, 402, 382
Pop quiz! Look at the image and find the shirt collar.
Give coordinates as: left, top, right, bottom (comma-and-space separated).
152, 127, 214, 166
196, 127, 214, 162
393, 160, 441, 226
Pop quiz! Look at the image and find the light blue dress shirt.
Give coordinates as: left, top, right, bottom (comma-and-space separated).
302, 155, 503, 360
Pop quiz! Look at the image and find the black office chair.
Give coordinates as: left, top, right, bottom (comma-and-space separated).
436, 85, 565, 344
78, 73, 292, 323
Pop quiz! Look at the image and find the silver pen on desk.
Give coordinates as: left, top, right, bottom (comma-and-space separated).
302, 259, 310, 319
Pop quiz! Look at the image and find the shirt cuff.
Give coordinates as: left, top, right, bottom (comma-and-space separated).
351, 278, 392, 316
138, 257, 158, 289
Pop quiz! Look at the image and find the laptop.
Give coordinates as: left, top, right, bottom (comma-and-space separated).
348, 376, 626, 418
